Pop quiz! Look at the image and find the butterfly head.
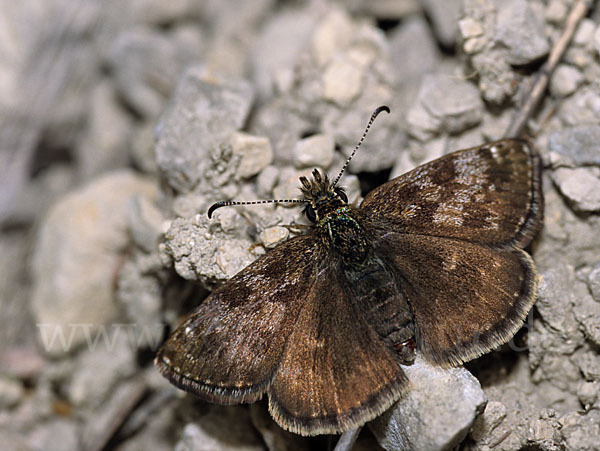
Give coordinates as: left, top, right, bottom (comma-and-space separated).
299, 168, 348, 223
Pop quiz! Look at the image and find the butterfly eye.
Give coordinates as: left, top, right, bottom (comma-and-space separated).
305, 205, 317, 222
335, 188, 348, 204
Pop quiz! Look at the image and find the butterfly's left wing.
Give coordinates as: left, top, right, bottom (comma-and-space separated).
268, 259, 408, 436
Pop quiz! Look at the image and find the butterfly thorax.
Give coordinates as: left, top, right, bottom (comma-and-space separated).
317, 206, 370, 266
300, 169, 371, 267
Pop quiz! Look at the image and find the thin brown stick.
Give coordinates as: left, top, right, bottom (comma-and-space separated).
505, 0, 594, 138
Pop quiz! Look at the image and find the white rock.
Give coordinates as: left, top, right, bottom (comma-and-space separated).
552, 167, 600, 212
32, 170, 157, 355
311, 9, 354, 67
573, 18, 596, 46
370, 356, 486, 451
458, 17, 483, 39
550, 64, 583, 98
594, 26, 600, 58
231, 132, 273, 179
293, 134, 335, 169
260, 226, 290, 249
0, 376, 24, 408
322, 57, 364, 106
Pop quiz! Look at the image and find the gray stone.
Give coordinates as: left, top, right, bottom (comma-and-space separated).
31, 170, 157, 355
322, 56, 365, 106
587, 262, 600, 302
573, 18, 596, 47
470, 49, 518, 105
130, 120, 159, 175
407, 74, 483, 139
260, 226, 290, 249
534, 265, 583, 351
548, 126, 600, 166
369, 356, 486, 451
76, 79, 132, 179
124, 0, 204, 25
0, 430, 28, 451
494, 0, 549, 65
0, 345, 46, 380
162, 212, 257, 286
81, 376, 170, 451
546, 0, 568, 24
116, 252, 165, 351
560, 410, 600, 451
251, 102, 314, 166
231, 132, 273, 179
325, 107, 406, 174
421, 0, 461, 48
458, 17, 484, 40
155, 66, 254, 192
249, 403, 312, 451
175, 406, 263, 451
66, 328, 137, 407
552, 167, 600, 212
549, 64, 583, 98
572, 288, 600, 347
0, 376, 24, 408
577, 352, 600, 382
525, 411, 563, 448
272, 168, 316, 206
251, 5, 318, 99
28, 418, 80, 451
577, 381, 599, 409
468, 400, 507, 442
388, 16, 440, 92
127, 194, 168, 254
310, 9, 354, 68
106, 26, 201, 118
256, 166, 280, 197
556, 87, 600, 127
595, 26, 600, 58
113, 403, 174, 451
293, 134, 335, 169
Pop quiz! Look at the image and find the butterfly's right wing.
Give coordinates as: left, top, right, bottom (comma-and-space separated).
155, 235, 318, 404
361, 139, 543, 248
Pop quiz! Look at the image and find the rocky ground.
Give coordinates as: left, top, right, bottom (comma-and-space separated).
1, 0, 599, 450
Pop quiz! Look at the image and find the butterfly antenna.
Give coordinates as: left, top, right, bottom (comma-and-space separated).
332, 105, 390, 187
208, 199, 307, 218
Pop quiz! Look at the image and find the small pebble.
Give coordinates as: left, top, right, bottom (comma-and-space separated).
293, 134, 335, 169
260, 226, 290, 249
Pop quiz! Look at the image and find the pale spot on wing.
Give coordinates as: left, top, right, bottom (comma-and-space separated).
401, 204, 419, 219
489, 145, 501, 162
433, 201, 464, 226
442, 254, 459, 271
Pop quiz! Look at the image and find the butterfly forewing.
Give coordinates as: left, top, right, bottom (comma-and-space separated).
361, 139, 543, 248
155, 235, 318, 404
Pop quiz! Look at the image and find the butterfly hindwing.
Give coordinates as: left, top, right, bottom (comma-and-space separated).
155, 235, 318, 404
374, 232, 537, 367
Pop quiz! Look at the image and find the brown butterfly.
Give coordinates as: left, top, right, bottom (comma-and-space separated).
155, 106, 543, 436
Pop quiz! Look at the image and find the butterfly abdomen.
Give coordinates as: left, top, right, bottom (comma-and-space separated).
345, 260, 416, 365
